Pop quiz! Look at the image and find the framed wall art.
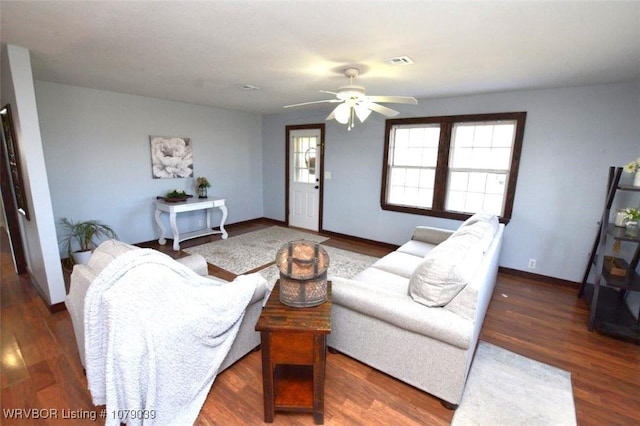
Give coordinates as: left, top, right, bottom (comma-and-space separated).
150, 135, 193, 179
1, 104, 30, 220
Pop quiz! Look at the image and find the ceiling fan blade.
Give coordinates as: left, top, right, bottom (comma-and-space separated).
365, 102, 400, 117
319, 90, 339, 96
366, 96, 418, 105
284, 99, 340, 108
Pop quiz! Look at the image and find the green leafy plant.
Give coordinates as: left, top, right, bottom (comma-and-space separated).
58, 218, 118, 261
623, 157, 640, 174
166, 189, 187, 198
623, 207, 640, 222
196, 177, 211, 188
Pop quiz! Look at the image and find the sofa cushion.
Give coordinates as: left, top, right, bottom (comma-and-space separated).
396, 239, 437, 258
409, 233, 484, 307
353, 267, 410, 296
370, 251, 424, 278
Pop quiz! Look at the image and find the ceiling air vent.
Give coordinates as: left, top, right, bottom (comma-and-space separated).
385, 56, 414, 66
238, 84, 261, 91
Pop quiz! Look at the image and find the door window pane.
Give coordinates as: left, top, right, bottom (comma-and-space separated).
293, 136, 317, 184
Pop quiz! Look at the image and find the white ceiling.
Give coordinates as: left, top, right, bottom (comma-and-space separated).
1, 1, 639, 115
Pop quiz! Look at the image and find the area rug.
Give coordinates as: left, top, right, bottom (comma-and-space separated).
451, 341, 576, 426
183, 226, 328, 274
258, 245, 380, 287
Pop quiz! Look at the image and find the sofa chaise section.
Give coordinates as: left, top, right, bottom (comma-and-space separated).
328, 215, 504, 407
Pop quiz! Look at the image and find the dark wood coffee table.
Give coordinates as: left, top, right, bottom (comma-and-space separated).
255, 280, 332, 424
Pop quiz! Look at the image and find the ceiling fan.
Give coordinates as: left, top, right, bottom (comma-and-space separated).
284, 68, 418, 130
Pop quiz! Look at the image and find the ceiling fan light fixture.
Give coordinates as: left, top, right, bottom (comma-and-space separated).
285, 66, 417, 130
334, 103, 351, 124
354, 104, 372, 123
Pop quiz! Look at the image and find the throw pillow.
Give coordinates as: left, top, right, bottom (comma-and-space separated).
453, 212, 498, 252
451, 221, 496, 253
409, 233, 484, 307
459, 211, 499, 231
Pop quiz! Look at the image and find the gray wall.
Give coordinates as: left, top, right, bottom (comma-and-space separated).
1, 45, 65, 305
35, 81, 264, 250
262, 81, 640, 283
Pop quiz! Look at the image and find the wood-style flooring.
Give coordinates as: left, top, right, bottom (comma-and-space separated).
1, 220, 639, 425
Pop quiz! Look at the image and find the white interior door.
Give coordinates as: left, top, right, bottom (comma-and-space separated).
289, 129, 321, 231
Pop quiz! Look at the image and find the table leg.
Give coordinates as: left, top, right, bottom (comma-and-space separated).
588, 279, 601, 331
169, 211, 180, 251
260, 332, 275, 423
313, 335, 326, 425
154, 208, 167, 245
219, 204, 229, 239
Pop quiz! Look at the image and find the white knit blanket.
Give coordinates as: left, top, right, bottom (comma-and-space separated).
84, 249, 259, 425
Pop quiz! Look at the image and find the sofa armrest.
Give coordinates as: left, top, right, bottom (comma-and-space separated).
65, 264, 98, 366
175, 254, 209, 276
412, 226, 454, 245
331, 277, 472, 349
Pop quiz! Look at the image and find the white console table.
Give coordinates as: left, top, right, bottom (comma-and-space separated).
154, 198, 228, 251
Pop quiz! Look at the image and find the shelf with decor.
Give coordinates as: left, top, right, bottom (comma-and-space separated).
578, 166, 640, 345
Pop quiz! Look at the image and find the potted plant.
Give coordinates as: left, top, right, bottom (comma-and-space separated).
623, 207, 640, 237
196, 177, 211, 198
59, 218, 118, 265
165, 189, 190, 202
623, 156, 640, 187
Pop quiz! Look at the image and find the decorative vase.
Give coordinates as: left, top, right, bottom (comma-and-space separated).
634, 171, 640, 187
72, 250, 92, 265
614, 209, 628, 227
198, 186, 208, 199
625, 221, 639, 238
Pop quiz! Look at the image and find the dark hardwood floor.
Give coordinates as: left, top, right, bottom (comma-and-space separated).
2, 220, 639, 425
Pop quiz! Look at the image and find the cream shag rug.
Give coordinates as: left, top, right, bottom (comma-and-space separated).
183, 226, 329, 274
451, 341, 576, 426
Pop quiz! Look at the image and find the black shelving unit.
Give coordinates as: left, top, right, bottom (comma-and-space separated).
579, 167, 640, 345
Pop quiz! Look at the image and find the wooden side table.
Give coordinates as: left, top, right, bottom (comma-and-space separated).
255, 281, 331, 424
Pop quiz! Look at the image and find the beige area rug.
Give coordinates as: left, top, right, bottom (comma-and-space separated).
451, 341, 576, 426
183, 226, 329, 275
258, 245, 380, 287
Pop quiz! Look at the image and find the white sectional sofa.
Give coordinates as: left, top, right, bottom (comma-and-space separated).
65, 240, 268, 373
328, 213, 504, 408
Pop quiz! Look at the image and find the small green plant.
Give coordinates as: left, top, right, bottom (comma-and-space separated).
623, 207, 640, 222
166, 189, 187, 198
58, 218, 118, 261
196, 177, 211, 189
623, 157, 640, 174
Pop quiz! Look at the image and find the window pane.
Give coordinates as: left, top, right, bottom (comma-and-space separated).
450, 120, 516, 171
293, 136, 317, 184
387, 166, 435, 208
493, 124, 515, 147
391, 125, 440, 168
445, 171, 507, 214
446, 120, 516, 215
385, 124, 440, 209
